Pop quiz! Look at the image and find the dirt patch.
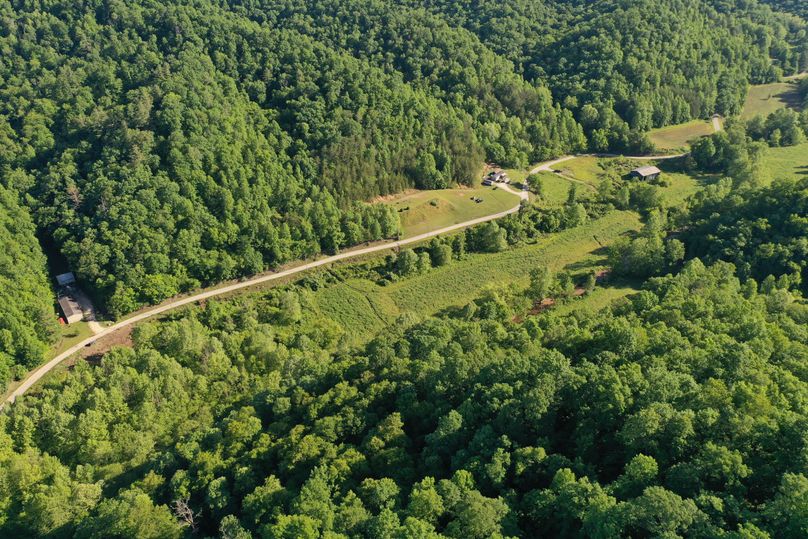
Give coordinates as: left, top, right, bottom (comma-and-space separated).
78, 325, 135, 362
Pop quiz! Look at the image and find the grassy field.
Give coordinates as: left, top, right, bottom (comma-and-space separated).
548, 155, 708, 207
47, 322, 95, 360
379, 185, 518, 238
760, 142, 808, 184
742, 79, 804, 119
532, 171, 581, 205
503, 168, 528, 188
555, 156, 605, 186
648, 120, 715, 151
655, 167, 710, 207
312, 211, 641, 344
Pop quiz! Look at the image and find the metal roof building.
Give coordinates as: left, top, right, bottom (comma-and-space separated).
629, 166, 662, 181
58, 294, 84, 324
55, 272, 76, 286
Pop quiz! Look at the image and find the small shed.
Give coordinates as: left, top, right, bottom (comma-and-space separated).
56, 272, 76, 286
58, 294, 84, 324
629, 166, 661, 181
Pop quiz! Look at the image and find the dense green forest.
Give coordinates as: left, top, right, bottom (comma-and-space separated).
0, 185, 56, 391
760, 0, 808, 21
684, 177, 808, 292
2, 211, 807, 537
0, 0, 805, 316
1, 2, 808, 533
411, 0, 808, 149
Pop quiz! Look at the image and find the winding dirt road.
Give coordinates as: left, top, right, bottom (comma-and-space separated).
5, 147, 693, 407
1, 183, 528, 409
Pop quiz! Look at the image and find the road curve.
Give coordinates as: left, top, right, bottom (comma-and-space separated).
2, 184, 528, 408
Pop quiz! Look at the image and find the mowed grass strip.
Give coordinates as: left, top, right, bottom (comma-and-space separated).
648, 120, 715, 151
742, 79, 804, 119
380, 186, 518, 238
312, 211, 640, 343
760, 142, 808, 184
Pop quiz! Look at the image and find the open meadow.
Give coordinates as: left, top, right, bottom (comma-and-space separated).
378, 185, 518, 238
760, 142, 808, 184
530, 171, 581, 205
742, 78, 805, 119
648, 120, 716, 151
547, 155, 709, 206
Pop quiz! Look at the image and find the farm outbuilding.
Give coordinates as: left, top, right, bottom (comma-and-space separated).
58, 294, 84, 324
55, 272, 76, 286
629, 166, 661, 181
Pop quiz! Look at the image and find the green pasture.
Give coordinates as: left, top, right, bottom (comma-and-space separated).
760, 142, 808, 184
531, 172, 582, 205
380, 185, 519, 238
554, 156, 605, 186
311, 211, 641, 344
742, 79, 804, 119
648, 120, 715, 151
546, 155, 708, 207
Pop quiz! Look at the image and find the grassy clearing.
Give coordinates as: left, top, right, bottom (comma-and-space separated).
648, 120, 715, 151
553, 280, 641, 317
742, 79, 804, 119
655, 168, 710, 207
379, 186, 518, 238
312, 211, 641, 344
503, 168, 528, 187
545, 156, 709, 207
532, 172, 580, 205
46, 322, 94, 360
760, 142, 808, 184
555, 156, 605, 186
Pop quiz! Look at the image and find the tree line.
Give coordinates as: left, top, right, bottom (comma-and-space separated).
0, 185, 57, 392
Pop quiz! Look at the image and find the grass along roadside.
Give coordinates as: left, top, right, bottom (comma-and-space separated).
379, 185, 518, 238
1, 322, 95, 402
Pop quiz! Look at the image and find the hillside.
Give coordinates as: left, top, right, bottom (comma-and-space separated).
2, 196, 807, 536
0, 0, 805, 316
